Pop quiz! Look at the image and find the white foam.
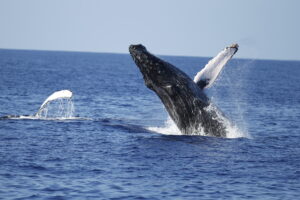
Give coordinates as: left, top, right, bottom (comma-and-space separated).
205, 103, 248, 138
148, 104, 249, 139
147, 117, 181, 135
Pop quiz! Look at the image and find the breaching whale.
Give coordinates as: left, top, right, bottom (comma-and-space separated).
129, 44, 238, 137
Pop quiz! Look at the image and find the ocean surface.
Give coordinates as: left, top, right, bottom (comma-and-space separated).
0, 49, 299, 199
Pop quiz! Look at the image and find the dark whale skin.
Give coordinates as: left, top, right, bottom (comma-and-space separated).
129, 44, 226, 137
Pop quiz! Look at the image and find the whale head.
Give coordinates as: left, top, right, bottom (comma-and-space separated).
129, 44, 175, 90
129, 44, 203, 95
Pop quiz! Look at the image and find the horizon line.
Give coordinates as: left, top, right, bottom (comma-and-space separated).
0, 47, 299, 63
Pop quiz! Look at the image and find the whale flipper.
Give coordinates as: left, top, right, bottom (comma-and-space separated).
35, 90, 72, 117
194, 44, 238, 89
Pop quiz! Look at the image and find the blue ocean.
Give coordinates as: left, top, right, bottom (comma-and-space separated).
0, 49, 299, 199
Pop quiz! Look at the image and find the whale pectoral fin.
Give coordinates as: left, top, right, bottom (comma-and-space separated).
194, 43, 238, 89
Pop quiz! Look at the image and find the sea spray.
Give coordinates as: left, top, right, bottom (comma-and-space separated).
148, 103, 248, 138
148, 117, 181, 135
212, 59, 255, 138
204, 103, 247, 138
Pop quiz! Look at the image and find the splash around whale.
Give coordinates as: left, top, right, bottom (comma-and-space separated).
129, 44, 239, 137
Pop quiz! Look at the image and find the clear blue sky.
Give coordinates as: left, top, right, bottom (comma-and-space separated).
1, 0, 299, 60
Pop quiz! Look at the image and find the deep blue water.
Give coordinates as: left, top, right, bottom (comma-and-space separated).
0, 49, 299, 199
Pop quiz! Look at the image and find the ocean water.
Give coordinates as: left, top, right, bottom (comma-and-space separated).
0, 49, 299, 199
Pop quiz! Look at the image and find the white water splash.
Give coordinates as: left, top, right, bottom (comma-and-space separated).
148, 117, 207, 136
35, 98, 74, 119
148, 103, 249, 138
148, 117, 181, 135
204, 103, 248, 138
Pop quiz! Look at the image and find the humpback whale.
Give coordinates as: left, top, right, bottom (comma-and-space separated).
129, 44, 238, 137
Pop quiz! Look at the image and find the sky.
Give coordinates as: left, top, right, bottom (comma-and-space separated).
0, 0, 299, 60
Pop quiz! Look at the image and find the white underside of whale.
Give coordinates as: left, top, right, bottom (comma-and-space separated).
194, 44, 238, 89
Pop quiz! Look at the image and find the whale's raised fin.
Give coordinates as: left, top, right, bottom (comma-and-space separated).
35, 90, 72, 117
194, 43, 238, 89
